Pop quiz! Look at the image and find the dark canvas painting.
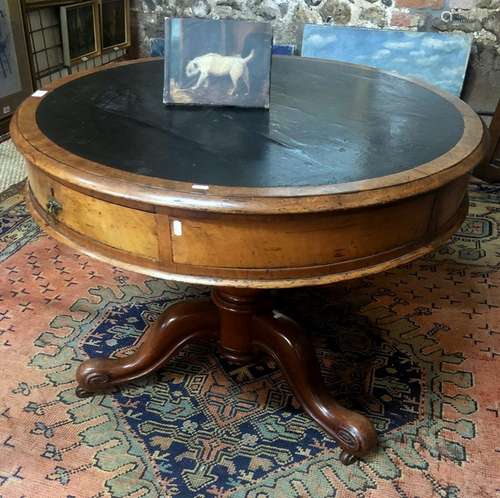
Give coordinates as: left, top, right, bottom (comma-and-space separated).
102, 0, 126, 49
163, 18, 272, 108
66, 3, 96, 60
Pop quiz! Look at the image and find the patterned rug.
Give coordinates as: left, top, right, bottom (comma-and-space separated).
0, 180, 499, 498
0, 140, 26, 193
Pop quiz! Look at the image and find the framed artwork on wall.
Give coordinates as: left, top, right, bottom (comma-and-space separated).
0, 0, 33, 121
100, 0, 130, 52
60, 0, 100, 67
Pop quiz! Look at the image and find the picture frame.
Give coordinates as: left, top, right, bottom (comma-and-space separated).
0, 0, 33, 120
25, 0, 74, 7
60, 0, 100, 67
100, 0, 130, 52
163, 18, 272, 108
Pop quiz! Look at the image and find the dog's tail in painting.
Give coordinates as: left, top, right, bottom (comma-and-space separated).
243, 49, 255, 63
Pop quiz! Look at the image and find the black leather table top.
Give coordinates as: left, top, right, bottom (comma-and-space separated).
36, 57, 464, 188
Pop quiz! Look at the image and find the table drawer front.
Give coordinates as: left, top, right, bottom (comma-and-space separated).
27, 164, 159, 261
170, 194, 435, 269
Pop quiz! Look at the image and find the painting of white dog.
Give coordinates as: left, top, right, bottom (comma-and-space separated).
164, 18, 272, 108
185, 51, 254, 95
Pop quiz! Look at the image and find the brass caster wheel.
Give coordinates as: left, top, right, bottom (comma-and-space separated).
75, 386, 93, 398
340, 450, 358, 465
76, 386, 118, 398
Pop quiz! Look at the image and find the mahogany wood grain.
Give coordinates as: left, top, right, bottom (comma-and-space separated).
76, 299, 218, 394
252, 311, 377, 462
22, 151, 472, 286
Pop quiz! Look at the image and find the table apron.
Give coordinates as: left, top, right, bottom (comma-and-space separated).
25, 162, 470, 288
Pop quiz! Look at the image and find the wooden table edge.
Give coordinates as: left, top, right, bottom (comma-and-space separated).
11, 57, 488, 215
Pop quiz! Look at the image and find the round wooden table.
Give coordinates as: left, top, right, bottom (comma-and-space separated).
11, 57, 487, 464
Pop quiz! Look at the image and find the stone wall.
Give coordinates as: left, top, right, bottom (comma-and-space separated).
131, 0, 500, 104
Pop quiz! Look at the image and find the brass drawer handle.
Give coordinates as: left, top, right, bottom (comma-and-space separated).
46, 198, 62, 217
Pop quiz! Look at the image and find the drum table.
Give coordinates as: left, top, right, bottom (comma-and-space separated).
11, 57, 487, 464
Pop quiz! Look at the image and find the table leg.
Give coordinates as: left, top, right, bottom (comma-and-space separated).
76, 299, 219, 396
252, 311, 377, 464
212, 287, 377, 463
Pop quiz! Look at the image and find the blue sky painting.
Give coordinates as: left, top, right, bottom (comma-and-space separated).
301, 25, 472, 96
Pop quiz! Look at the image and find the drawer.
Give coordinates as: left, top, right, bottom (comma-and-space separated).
27, 164, 160, 261
170, 194, 435, 269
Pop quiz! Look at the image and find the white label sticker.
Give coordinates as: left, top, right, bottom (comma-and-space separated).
32, 90, 48, 97
172, 220, 183, 236
192, 184, 209, 190
2, 106, 10, 114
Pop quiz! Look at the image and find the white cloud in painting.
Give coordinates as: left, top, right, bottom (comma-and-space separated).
421, 37, 447, 49
421, 36, 465, 52
373, 49, 391, 59
305, 33, 337, 49
383, 41, 414, 49
392, 57, 407, 63
434, 79, 455, 90
409, 50, 426, 57
440, 66, 463, 77
415, 55, 440, 66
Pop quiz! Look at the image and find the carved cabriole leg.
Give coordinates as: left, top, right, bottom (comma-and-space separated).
251, 311, 377, 462
212, 287, 377, 461
76, 299, 218, 395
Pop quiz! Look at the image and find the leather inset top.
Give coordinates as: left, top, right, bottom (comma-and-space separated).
36, 58, 464, 188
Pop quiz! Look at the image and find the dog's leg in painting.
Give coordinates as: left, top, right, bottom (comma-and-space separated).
0, 54, 6, 79
228, 68, 241, 96
192, 71, 208, 90
242, 66, 250, 96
